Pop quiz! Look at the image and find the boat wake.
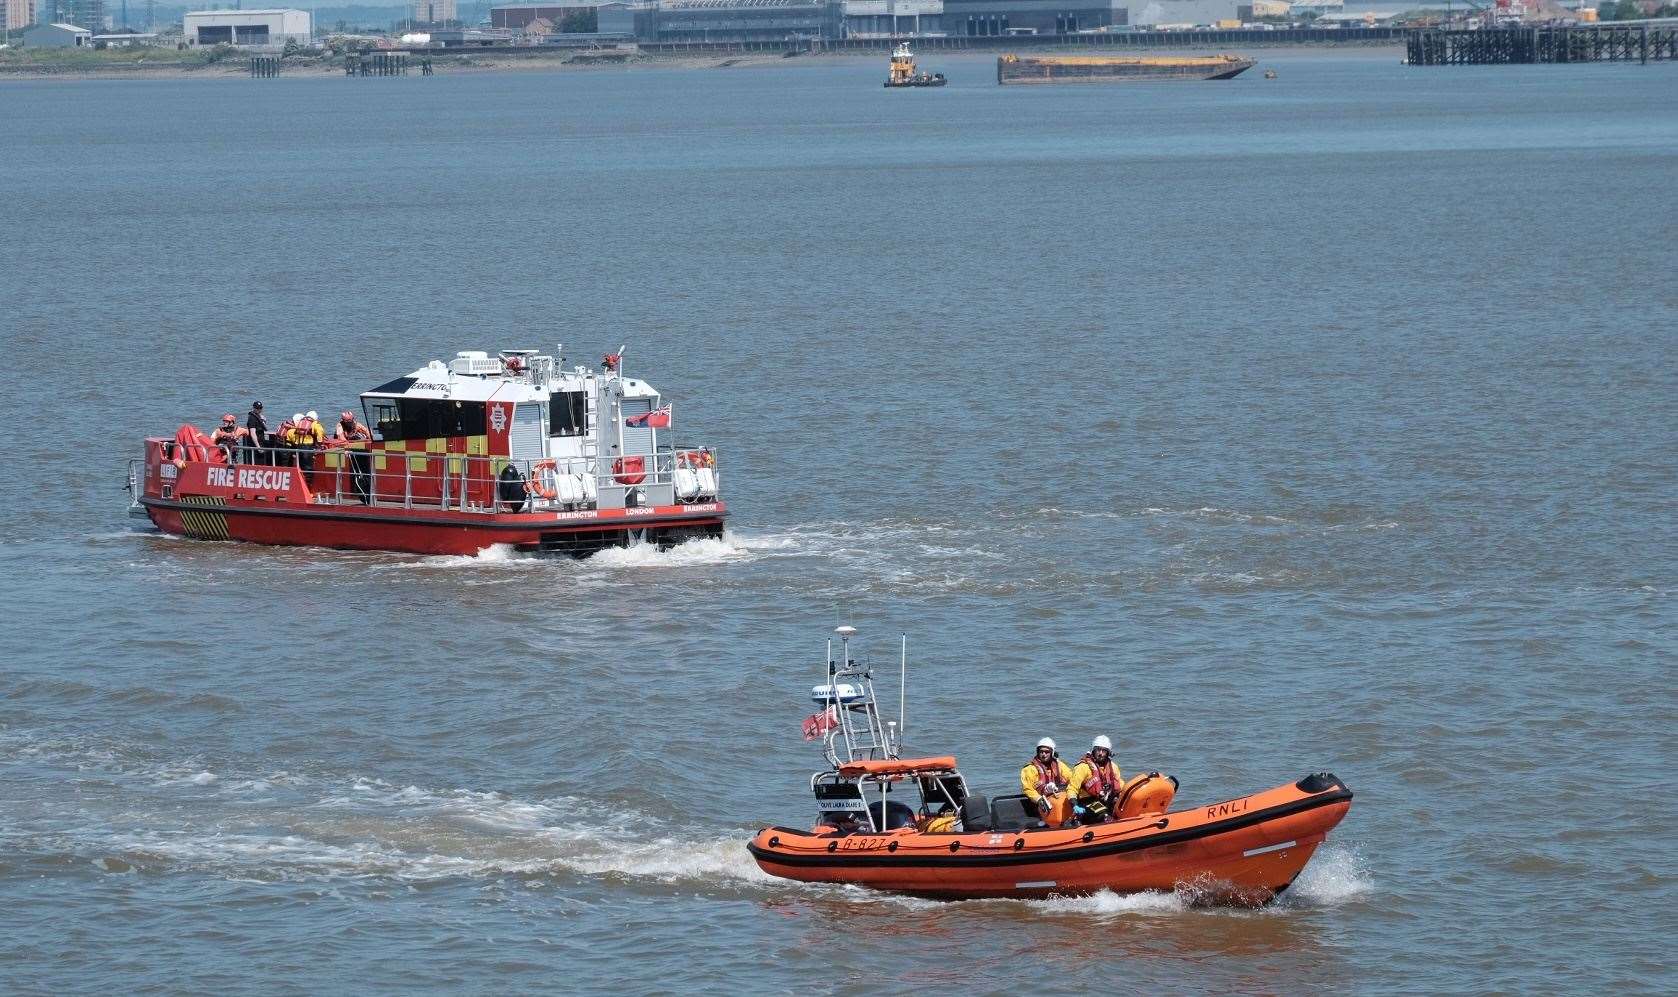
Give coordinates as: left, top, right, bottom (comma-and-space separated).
6, 732, 1369, 912
388, 530, 793, 573
1020, 843, 1372, 917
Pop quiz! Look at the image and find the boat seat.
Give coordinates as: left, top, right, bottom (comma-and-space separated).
868, 800, 917, 832
989, 794, 1049, 832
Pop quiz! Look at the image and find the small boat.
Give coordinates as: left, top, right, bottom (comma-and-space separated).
127, 347, 726, 557
884, 42, 946, 88
747, 627, 1354, 902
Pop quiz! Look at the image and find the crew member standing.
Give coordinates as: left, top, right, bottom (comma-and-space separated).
1071, 735, 1123, 824
245, 401, 269, 463
1021, 738, 1075, 828
287, 411, 325, 472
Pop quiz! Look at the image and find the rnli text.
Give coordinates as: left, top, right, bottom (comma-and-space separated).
1205, 798, 1249, 820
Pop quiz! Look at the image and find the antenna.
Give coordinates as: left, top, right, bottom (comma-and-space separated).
899, 633, 907, 740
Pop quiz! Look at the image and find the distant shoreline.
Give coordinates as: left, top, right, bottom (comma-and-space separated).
0, 41, 1405, 83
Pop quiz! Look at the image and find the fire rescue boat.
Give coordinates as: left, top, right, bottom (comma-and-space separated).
747, 627, 1354, 903
127, 347, 726, 557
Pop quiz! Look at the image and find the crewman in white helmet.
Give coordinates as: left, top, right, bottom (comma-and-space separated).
1071, 735, 1124, 824
1020, 737, 1075, 827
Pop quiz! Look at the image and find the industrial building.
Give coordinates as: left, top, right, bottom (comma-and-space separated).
841, 0, 941, 36
638, 0, 844, 42
411, 0, 458, 25
20, 20, 91, 44
92, 30, 159, 44
4, 0, 37, 33
489, 0, 636, 33
183, 8, 312, 46
38, 0, 104, 32
941, 0, 1124, 34
1124, 0, 1251, 25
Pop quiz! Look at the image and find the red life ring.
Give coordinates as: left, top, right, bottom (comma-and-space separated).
528, 459, 558, 500
612, 455, 646, 485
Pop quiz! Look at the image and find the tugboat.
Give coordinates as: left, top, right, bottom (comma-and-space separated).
884, 42, 946, 88
127, 347, 726, 557
747, 627, 1355, 902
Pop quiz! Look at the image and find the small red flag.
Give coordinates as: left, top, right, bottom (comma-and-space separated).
803, 707, 837, 741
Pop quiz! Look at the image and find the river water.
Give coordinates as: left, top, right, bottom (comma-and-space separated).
2, 51, 1675, 993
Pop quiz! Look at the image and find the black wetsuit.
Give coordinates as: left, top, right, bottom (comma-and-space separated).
246, 409, 269, 462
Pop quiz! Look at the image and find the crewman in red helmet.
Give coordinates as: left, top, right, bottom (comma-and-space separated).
211, 414, 248, 460
335, 410, 371, 442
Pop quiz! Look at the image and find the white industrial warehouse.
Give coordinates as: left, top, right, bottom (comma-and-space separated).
183, 8, 313, 47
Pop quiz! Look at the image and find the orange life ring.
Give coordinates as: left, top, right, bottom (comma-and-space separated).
613, 455, 646, 485
528, 459, 558, 500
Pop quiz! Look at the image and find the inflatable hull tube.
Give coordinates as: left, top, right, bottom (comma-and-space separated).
747, 773, 1351, 903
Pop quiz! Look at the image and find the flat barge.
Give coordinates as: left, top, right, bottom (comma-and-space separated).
997, 53, 1255, 84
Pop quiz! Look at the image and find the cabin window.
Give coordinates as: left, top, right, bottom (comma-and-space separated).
381, 399, 486, 440
549, 390, 588, 437
367, 400, 400, 440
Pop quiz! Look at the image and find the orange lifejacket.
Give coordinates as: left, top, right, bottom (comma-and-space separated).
1077, 754, 1120, 801
1029, 758, 1066, 795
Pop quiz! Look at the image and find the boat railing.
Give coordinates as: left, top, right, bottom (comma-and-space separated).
135, 440, 719, 516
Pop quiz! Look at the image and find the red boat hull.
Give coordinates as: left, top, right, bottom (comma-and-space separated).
142, 497, 726, 557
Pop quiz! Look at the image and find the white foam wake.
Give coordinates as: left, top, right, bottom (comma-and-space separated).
1284, 842, 1373, 906
1029, 889, 1190, 916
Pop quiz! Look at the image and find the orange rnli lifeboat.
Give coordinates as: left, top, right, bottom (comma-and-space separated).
747, 627, 1354, 903
748, 765, 1352, 903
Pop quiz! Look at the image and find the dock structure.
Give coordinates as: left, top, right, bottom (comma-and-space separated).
346, 51, 410, 76
249, 54, 280, 77
1407, 24, 1678, 65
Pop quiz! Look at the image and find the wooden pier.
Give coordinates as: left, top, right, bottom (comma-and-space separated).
249, 54, 280, 78
1407, 24, 1678, 65
346, 51, 410, 76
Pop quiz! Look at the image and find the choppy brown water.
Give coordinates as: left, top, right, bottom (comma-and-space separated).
2, 52, 1675, 993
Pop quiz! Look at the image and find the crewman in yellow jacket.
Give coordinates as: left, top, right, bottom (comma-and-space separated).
1021, 737, 1075, 827
1070, 734, 1123, 824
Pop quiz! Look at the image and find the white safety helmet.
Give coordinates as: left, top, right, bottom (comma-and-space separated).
1036, 737, 1056, 752
306, 410, 318, 420
292, 413, 305, 423
1092, 735, 1112, 752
